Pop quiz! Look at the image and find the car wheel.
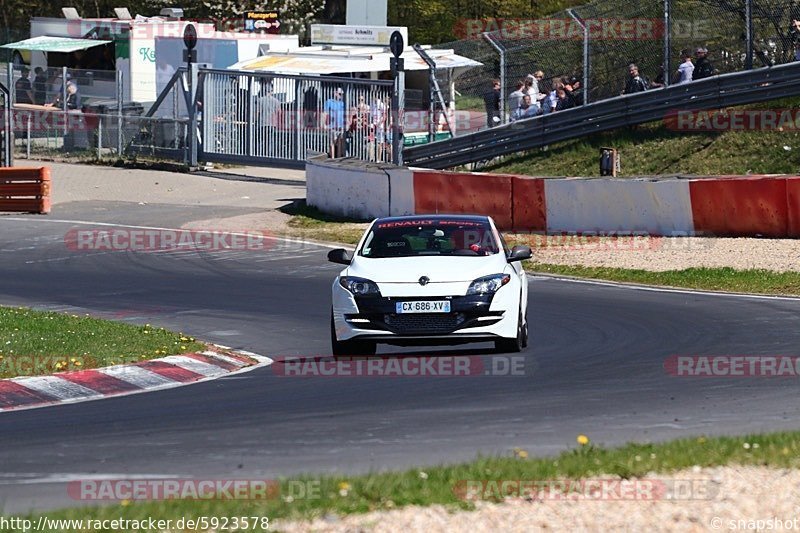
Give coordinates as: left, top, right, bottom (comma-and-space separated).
495, 308, 524, 353
331, 313, 377, 356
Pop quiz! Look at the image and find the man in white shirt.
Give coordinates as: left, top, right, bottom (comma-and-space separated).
674, 50, 694, 84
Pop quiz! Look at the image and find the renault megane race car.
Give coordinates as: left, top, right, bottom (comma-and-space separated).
328, 215, 532, 355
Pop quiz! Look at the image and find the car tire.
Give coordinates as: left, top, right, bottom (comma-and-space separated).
331, 313, 377, 356
495, 308, 524, 353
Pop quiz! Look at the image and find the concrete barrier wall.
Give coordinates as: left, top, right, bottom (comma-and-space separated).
412, 170, 514, 229
545, 178, 694, 235
306, 157, 413, 220
689, 177, 788, 237
305, 157, 800, 237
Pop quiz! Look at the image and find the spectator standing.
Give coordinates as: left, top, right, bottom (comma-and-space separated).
674, 50, 694, 84
792, 19, 800, 61
483, 79, 501, 127
256, 82, 281, 141
33, 67, 47, 105
15, 68, 34, 105
303, 84, 319, 128
508, 81, 525, 120
347, 94, 370, 157
622, 64, 650, 94
693, 47, 715, 79
369, 95, 387, 161
527, 71, 546, 105
324, 87, 346, 158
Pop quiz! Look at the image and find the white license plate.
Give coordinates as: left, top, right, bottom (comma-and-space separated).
395, 301, 451, 314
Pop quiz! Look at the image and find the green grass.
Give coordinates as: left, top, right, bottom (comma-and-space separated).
486, 97, 800, 177
528, 263, 800, 295
10, 430, 800, 531
0, 306, 205, 378
280, 201, 369, 245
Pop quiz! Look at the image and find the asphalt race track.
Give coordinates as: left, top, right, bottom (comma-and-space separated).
2, 206, 800, 513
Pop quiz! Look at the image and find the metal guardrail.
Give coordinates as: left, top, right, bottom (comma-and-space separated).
405, 61, 800, 169
0, 81, 10, 166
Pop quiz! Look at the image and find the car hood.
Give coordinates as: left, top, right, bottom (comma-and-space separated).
347, 255, 508, 284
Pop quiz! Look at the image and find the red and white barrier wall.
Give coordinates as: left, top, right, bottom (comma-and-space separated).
306, 158, 800, 237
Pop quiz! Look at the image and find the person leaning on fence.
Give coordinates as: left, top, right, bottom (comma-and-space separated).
693, 47, 715, 80
324, 88, 346, 158
483, 79, 501, 128
622, 64, 650, 94
46, 76, 81, 110
674, 50, 694, 85
511, 94, 539, 122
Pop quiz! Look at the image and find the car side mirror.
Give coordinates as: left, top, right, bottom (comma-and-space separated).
507, 245, 532, 263
328, 248, 352, 265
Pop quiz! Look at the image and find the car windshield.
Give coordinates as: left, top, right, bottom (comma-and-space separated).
360, 219, 500, 258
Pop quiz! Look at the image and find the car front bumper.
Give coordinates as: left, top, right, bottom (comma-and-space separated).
332, 281, 520, 343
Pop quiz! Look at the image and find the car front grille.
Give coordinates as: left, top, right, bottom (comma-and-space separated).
383, 313, 466, 335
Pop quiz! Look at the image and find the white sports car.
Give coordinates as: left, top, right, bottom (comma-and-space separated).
328, 215, 532, 355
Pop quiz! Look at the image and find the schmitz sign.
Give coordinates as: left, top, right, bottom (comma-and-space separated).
310, 24, 408, 46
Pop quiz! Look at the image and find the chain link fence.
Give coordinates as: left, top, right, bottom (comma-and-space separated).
3, 61, 191, 163
435, 0, 800, 131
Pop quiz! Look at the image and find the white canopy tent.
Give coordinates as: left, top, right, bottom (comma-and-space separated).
229, 45, 481, 76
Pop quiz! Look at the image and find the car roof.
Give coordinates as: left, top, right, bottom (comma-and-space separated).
373, 214, 491, 225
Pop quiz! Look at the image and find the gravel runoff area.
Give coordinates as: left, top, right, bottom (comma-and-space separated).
274, 465, 800, 532
517, 235, 800, 273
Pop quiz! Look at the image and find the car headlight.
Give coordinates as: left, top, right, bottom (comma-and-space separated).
339, 276, 381, 296
467, 274, 511, 295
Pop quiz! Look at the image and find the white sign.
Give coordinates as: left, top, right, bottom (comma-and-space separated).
310, 24, 407, 47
